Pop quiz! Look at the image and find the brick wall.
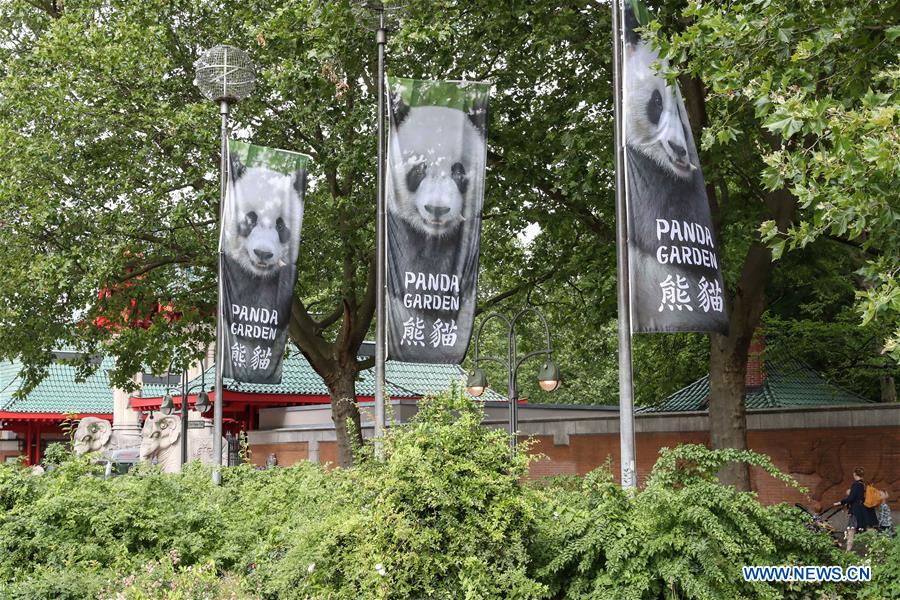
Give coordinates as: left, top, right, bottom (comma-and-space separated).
319, 441, 339, 467
243, 406, 899, 512
249, 442, 308, 467
748, 427, 899, 509
526, 425, 899, 510
745, 329, 767, 388
528, 431, 709, 483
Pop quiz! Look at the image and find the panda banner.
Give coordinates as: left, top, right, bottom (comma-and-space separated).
220, 140, 310, 384
622, 1, 729, 335
386, 77, 489, 363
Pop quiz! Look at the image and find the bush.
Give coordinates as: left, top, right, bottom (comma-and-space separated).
856, 531, 900, 600
256, 387, 547, 599
531, 445, 855, 600
99, 553, 252, 600
0, 450, 336, 599
0, 389, 889, 599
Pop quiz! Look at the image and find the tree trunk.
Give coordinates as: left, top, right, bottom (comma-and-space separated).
327, 368, 364, 468
287, 244, 376, 469
709, 328, 753, 490
881, 375, 897, 403
708, 189, 795, 490
678, 75, 797, 492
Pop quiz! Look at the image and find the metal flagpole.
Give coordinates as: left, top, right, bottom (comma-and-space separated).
374, 11, 387, 444
181, 365, 188, 466
612, 0, 637, 489
212, 99, 229, 485
193, 44, 255, 484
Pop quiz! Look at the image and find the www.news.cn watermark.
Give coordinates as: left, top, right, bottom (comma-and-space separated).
743, 565, 871, 583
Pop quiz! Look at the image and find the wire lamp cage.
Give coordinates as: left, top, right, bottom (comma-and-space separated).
351, 0, 407, 31
193, 45, 256, 103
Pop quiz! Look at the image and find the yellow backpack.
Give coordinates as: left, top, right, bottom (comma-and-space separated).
863, 484, 881, 509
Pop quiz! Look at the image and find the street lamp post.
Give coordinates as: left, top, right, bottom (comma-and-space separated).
466, 308, 560, 455
352, 1, 406, 446
159, 380, 212, 467
193, 45, 256, 485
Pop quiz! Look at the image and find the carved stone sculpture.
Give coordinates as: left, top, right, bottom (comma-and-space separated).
73, 417, 113, 455
140, 414, 182, 473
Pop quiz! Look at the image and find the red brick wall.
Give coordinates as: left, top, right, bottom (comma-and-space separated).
249, 442, 308, 467
244, 423, 899, 511
748, 427, 900, 509
528, 431, 709, 483
318, 441, 339, 467
746, 330, 767, 387
526, 425, 900, 510
0, 451, 21, 464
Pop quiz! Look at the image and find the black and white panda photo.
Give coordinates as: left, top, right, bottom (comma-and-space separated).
220, 146, 307, 382
623, 6, 729, 335
386, 85, 489, 363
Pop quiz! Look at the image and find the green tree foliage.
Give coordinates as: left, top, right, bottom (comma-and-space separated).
763, 240, 899, 401
0, 0, 614, 464
0, 0, 894, 472
645, 0, 899, 359
614, 0, 900, 488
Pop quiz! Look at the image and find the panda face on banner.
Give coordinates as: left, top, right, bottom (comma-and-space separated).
389, 104, 486, 238
220, 140, 309, 384
225, 156, 305, 279
385, 78, 490, 364
624, 19, 696, 180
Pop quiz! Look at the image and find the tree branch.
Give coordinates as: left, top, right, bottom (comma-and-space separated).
314, 303, 345, 334
349, 252, 377, 353
288, 298, 334, 374
355, 356, 375, 372
487, 150, 613, 240
116, 257, 193, 282
26, 0, 62, 18
476, 270, 555, 315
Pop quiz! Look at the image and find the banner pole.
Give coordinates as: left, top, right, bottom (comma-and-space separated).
212, 100, 229, 485
374, 14, 387, 445
612, 0, 637, 489
181, 366, 188, 467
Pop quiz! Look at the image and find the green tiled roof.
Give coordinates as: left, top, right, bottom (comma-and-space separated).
639, 358, 875, 413
153, 349, 506, 402
0, 357, 115, 415
0, 348, 502, 417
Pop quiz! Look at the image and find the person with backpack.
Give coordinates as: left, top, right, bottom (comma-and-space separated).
833, 467, 879, 551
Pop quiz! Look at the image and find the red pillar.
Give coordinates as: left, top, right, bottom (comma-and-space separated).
25, 421, 32, 465
34, 423, 41, 464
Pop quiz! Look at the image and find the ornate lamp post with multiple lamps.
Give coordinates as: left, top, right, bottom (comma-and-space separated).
466, 308, 561, 455
159, 381, 211, 465
153, 356, 212, 468
193, 45, 256, 484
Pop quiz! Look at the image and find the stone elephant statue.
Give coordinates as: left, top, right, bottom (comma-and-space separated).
140, 414, 182, 473
73, 417, 112, 455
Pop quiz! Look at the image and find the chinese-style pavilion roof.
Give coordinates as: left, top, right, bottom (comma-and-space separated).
638, 357, 875, 413
0, 355, 114, 416
0, 346, 503, 421
141, 349, 505, 402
